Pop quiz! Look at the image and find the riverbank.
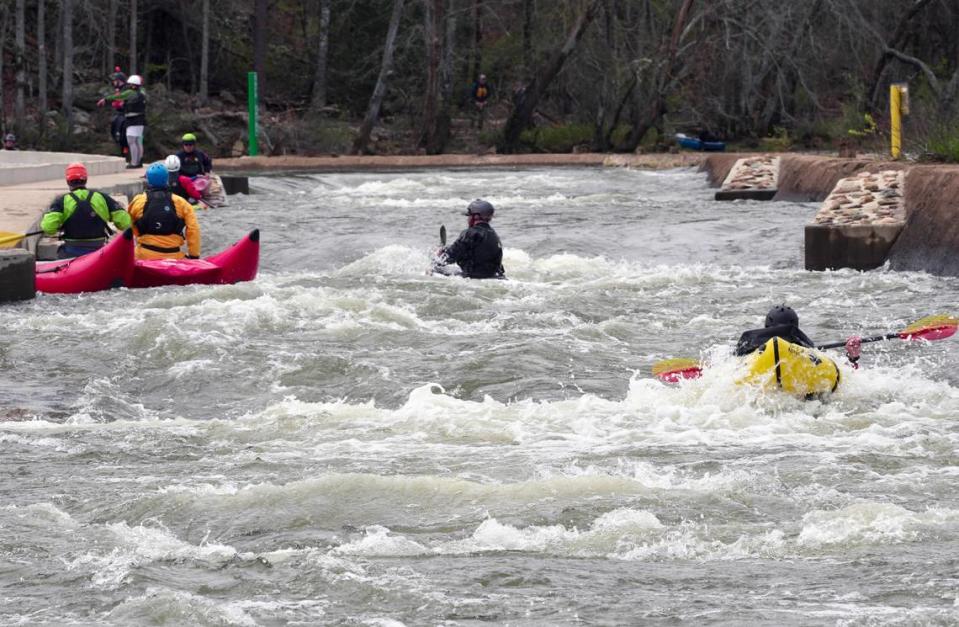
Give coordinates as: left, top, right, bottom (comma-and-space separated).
214, 152, 709, 173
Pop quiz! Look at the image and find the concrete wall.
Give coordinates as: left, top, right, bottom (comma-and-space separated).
0, 151, 126, 186
0, 249, 35, 303
888, 167, 959, 275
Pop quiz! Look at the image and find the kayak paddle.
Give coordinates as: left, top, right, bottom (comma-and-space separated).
440, 225, 447, 246
817, 314, 957, 349
0, 230, 44, 247
652, 358, 703, 383
652, 314, 957, 383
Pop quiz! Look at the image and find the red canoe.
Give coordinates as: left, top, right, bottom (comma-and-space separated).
36, 229, 260, 294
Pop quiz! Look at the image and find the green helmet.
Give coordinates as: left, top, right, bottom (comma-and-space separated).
181, 132, 197, 143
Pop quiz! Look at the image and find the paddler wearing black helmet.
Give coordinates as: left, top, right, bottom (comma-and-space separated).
735, 304, 862, 365
434, 199, 505, 279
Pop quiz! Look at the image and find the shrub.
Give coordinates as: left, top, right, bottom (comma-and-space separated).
519, 123, 593, 152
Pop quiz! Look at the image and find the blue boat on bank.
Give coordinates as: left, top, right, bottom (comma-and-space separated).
676, 133, 726, 152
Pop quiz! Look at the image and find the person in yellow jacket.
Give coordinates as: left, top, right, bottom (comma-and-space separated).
127, 162, 201, 260
41, 162, 132, 258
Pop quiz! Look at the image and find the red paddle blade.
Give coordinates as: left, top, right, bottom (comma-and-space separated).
899, 315, 958, 342
652, 358, 703, 383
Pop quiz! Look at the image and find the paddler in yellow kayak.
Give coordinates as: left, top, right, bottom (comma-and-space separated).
736, 305, 861, 366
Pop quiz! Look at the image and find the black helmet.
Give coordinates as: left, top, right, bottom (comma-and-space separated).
765, 304, 798, 328
464, 199, 495, 218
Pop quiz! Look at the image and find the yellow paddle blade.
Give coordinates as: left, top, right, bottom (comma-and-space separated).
0, 231, 27, 247
652, 358, 703, 382
902, 315, 958, 334
651, 358, 700, 376
901, 314, 958, 341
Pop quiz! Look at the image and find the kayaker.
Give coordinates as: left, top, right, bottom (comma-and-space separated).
40, 162, 132, 259
97, 74, 146, 169
175, 133, 213, 178
126, 162, 201, 260
163, 154, 207, 207
434, 199, 505, 279
735, 305, 861, 366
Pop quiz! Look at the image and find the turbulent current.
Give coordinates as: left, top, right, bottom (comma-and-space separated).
2, 167, 958, 625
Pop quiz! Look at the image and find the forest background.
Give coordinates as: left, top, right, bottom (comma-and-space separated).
1, 0, 958, 160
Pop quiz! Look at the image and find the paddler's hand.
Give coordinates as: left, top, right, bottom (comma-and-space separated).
844, 336, 861, 366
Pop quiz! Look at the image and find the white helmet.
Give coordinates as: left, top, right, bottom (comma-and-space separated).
164, 155, 181, 172
127, 75, 143, 86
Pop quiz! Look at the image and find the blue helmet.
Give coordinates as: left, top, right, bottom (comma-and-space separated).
146, 162, 169, 188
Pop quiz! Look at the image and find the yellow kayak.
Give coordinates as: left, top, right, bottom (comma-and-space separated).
739, 337, 841, 398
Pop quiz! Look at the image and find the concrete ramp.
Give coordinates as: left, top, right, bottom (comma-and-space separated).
715, 156, 780, 201
805, 171, 905, 271
0, 151, 126, 186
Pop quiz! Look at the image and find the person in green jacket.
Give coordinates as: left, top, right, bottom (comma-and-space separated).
41, 162, 132, 258
97, 74, 146, 168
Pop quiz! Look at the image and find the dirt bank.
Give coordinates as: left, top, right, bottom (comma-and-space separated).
215, 152, 708, 173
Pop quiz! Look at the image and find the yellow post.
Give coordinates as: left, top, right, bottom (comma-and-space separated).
890, 84, 903, 159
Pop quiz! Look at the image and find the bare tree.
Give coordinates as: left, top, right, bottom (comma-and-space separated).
617, 0, 697, 152
311, 0, 331, 109
62, 0, 75, 131
14, 0, 25, 135
352, 0, 406, 155
107, 0, 117, 74
38, 0, 47, 117
199, 0, 210, 105
255, 0, 268, 95
420, 0, 445, 152
129, 0, 138, 74
500, 0, 603, 153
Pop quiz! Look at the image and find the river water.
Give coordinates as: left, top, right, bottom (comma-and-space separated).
2, 167, 958, 625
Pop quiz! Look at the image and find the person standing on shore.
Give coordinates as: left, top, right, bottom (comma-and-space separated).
106, 68, 130, 161
470, 74, 491, 129
97, 75, 147, 169
40, 163, 132, 259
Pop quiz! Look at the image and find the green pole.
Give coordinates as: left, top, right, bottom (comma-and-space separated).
247, 71, 259, 156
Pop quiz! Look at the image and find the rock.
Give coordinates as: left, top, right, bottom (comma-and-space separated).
220, 90, 237, 105
231, 139, 245, 157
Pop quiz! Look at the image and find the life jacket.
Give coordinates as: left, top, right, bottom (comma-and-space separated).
125, 90, 146, 120
136, 191, 185, 236
180, 152, 204, 177
62, 191, 111, 240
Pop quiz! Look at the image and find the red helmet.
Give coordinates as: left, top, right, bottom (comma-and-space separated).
65, 162, 88, 183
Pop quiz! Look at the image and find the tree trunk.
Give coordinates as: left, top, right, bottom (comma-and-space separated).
618, 0, 696, 152
62, 0, 74, 131
420, 0, 444, 151
351, 0, 405, 155
866, 0, 935, 110
499, 0, 603, 153
426, 0, 455, 154
0, 9, 8, 133
311, 0, 331, 109
14, 0, 25, 135
107, 0, 117, 74
38, 0, 47, 117
254, 0, 268, 96
469, 0, 482, 84
522, 0, 533, 73
129, 0, 138, 75
199, 0, 210, 105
